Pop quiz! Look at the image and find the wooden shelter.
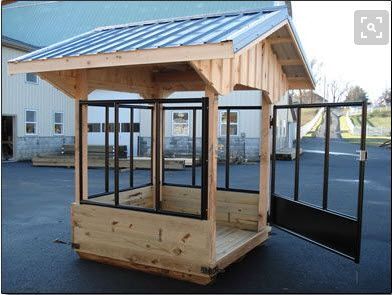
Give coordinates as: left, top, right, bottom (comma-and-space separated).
8, 7, 316, 284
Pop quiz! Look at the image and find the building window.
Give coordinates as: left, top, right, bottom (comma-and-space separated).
121, 123, 130, 133
220, 111, 239, 136
101, 123, 118, 132
88, 123, 101, 133
54, 112, 64, 135
121, 123, 140, 133
172, 111, 189, 136
25, 110, 37, 135
25, 73, 38, 84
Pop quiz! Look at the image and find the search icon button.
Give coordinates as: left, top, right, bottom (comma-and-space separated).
367, 22, 376, 32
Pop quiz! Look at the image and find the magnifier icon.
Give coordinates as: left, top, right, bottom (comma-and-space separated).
367, 22, 376, 33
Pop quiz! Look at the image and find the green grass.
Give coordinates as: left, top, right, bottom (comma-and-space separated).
350, 109, 391, 129
339, 115, 390, 146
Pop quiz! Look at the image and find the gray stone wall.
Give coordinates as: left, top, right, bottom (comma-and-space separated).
138, 136, 260, 162
15, 136, 74, 160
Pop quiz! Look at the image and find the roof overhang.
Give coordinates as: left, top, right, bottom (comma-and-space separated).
8, 42, 234, 75
7, 7, 315, 91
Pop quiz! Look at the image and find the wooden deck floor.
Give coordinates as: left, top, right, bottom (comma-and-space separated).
216, 225, 264, 265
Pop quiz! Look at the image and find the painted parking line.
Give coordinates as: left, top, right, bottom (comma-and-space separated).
303, 149, 358, 157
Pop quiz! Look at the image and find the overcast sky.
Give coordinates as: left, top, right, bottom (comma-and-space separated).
291, 1, 391, 101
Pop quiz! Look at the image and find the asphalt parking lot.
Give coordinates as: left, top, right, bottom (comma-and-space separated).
1, 139, 391, 293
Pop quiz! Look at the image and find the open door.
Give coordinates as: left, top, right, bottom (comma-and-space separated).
270, 101, 367, 263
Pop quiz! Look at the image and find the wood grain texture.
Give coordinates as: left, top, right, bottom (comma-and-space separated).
161, 186, 259, 231
72, 203, 213, 276
78, 252, 213, 285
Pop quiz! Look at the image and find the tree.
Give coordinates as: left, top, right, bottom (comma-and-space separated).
328, 80, 349, 103
346, 86, 368, 102
378, 88, 391, 106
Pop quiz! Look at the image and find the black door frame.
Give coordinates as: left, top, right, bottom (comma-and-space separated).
270, 101, 367, 263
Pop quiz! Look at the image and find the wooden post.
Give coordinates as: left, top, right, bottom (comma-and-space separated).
258, 91, 272, 230
150, 88, 165, 209
74, 69, 88, 203
205, 85, 218, 264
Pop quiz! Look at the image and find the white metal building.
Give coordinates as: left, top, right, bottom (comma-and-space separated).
1, 39, 75, 160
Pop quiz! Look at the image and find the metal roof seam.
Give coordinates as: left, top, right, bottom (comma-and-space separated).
93, 5, 283, 31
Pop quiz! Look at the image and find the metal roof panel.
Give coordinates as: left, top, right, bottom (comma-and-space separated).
12, 6, 289, 62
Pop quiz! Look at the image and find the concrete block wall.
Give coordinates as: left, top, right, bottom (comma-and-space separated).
15, 136, 74, 160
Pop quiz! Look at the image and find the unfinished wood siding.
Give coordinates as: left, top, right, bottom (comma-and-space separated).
2, 46, 75, 137
71, 203, 213, 278
190, 41, 289, 102
161, 185, 259, 230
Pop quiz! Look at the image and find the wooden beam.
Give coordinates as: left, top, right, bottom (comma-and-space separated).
205, 85, 218, 264
278, 59, 302, 66
38, 72, 76, 98
258, 91, 272, 230
153, 70, 202, 84
268, 37, 292, 45
288, 79, 312, 89
284, 24, 315, 89
74, 70, 89, 202
8, 42, 234, 74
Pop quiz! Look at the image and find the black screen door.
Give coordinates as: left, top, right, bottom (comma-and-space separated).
270, 101, 367, 263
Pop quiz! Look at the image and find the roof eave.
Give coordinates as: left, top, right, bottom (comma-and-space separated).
286, 18, 316, 89
8, 42, 234, 75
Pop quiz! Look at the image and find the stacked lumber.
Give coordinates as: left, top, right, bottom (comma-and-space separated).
31, 154, 185, 170
62, 144, 127, 158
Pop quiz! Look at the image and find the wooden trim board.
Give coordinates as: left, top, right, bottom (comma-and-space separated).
78, 252, 213, 285
8, 43, 234, 74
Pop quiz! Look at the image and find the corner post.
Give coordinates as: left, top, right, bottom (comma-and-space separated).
205, 85, 218, 264
150, 89, 165, 210
258, 91, 272, 230
74, 69, 88, 203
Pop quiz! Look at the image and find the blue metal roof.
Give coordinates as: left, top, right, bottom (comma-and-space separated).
2, 1, 275, 48
13, 6, 289, 62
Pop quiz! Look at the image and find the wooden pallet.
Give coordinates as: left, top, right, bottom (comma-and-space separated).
275, 148, 303, 160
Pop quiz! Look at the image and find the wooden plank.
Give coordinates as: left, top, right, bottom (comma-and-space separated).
72, 203, 213, 277
258, 92, 272, 230
248, 46, 256, 87
278, 59, 302, 66
74, 70, 88, 202
255, 42, 263, 89
78, 252, 212, 285
38, 72, 76, 98
161, 186, 259, 231
215, 226, 269, 270
32, 155, 186, 170
205, 86, 219, 263
267, 36, 292, 45
8, 42, 234, 74
91, 186, 153, 207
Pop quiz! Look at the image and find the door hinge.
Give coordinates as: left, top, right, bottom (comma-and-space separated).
269, 116, 274, 128
357, 150, 368, 162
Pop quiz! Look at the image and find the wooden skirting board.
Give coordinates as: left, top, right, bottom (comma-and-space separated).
32, 155, 190, 170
